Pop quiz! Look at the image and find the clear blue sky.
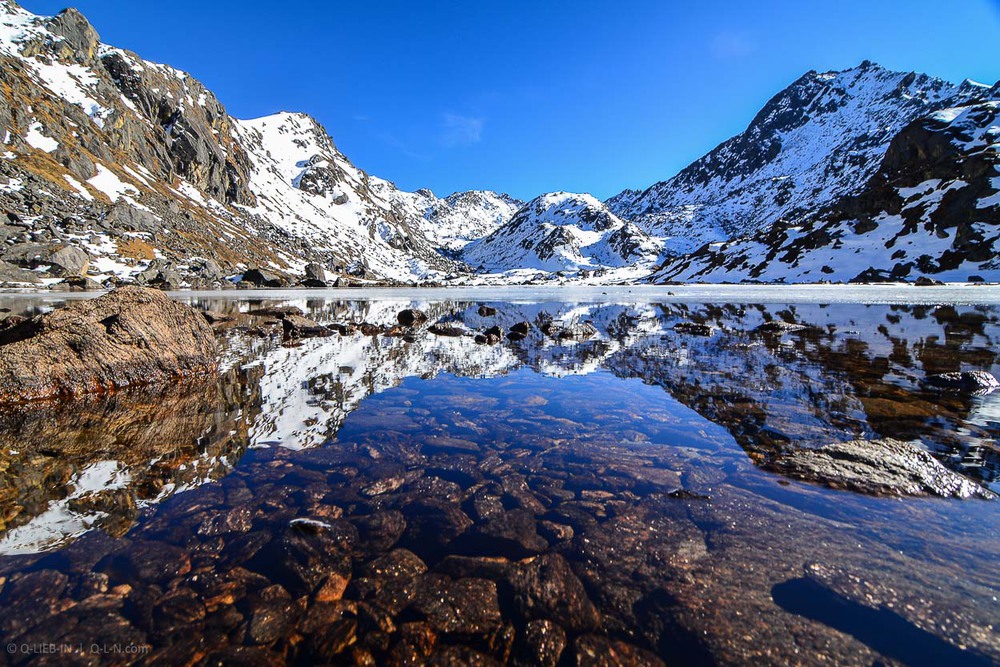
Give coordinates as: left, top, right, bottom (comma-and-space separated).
21, 0, 1000, 201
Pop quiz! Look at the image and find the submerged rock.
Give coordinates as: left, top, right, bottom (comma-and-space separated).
0, 286, 217, 404
766, 438, 996, 499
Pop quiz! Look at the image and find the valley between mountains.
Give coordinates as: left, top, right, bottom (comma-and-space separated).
0, 1, 998, 289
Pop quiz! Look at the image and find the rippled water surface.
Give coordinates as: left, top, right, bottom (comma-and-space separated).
0, 286, 998, 665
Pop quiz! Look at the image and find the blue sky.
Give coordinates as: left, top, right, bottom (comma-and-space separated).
22, 0, 1000, 201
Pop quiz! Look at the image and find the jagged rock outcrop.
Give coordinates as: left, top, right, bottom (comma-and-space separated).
0, 286, 217, 403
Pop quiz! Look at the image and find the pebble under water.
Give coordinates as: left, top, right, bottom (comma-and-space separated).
0, 288, 998, 666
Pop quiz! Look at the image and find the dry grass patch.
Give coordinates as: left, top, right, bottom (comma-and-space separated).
117, 237, 156, 260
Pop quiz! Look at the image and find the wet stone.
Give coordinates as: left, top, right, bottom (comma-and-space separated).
197, 505, 253, 536
314, 571, 351, 602
922, 370, 1000, 394
199, 645, 286, 666
306, 617, 358, 660
362, 476, 406, 496
438, 553, 600, 633
538, 520, 575, 543
405, 475, 464, 503
398, 499, 473, 563
428, 644, 503, 666
514, 619, 567, 667
454, 508, 550, 559
219, 531, 273, 568
249, 520, 354, 595
386, 621, 438, 665
1, 569, 69, 606
247, 599, 299, 645
97, 541, 191, 586
404, 575, 502, 635
355, 548, 428, 599
298, 599, 357, 634
572, 635, 666, 667
350, 510, 408, 555
468, 491, 505, 522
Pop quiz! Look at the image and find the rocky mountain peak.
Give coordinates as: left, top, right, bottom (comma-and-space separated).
45, 7, 99, 63
608, 61, 993, 256
461, 191, 661, 277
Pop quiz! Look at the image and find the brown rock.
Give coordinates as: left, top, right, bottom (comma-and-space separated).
406, 575, 502, 635
572, 635, 666, 666
439, 553, 600, 633
247, 600, 299, 645
514, 619, 566, 667
0, 286, 217, 404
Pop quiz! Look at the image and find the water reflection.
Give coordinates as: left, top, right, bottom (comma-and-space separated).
0, 365, 262, 553
0, 292, 997, 665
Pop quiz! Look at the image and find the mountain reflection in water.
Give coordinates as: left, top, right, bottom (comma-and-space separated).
0, 290, 997, 666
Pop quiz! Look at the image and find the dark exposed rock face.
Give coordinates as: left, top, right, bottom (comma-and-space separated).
766, 438, 996, 499
302, 262, 327, 287
0, 286, 217, 403
241, 269, 285, 288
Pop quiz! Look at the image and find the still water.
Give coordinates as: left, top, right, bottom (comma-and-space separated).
0, 286, 997, 665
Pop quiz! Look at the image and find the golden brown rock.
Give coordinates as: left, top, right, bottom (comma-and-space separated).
0, 286, 217, 404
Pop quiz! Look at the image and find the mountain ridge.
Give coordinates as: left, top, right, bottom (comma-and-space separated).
0, 1, 997, 286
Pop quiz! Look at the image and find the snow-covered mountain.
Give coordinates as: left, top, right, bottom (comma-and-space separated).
607, 62, 995, 257
0, 0, 997, 286
421, 190, 523, 251
653, 92, 1000, 282
0, 1, 513, 286
462, 192, 662, 277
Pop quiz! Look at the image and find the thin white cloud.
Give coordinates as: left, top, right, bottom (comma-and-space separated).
710, 30, 757, 60
441, 113, 484, 146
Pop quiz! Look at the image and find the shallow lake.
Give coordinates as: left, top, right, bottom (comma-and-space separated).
0, 286, 997, 665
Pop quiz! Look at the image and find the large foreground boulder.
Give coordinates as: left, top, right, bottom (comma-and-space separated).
0, 286, 218, 404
